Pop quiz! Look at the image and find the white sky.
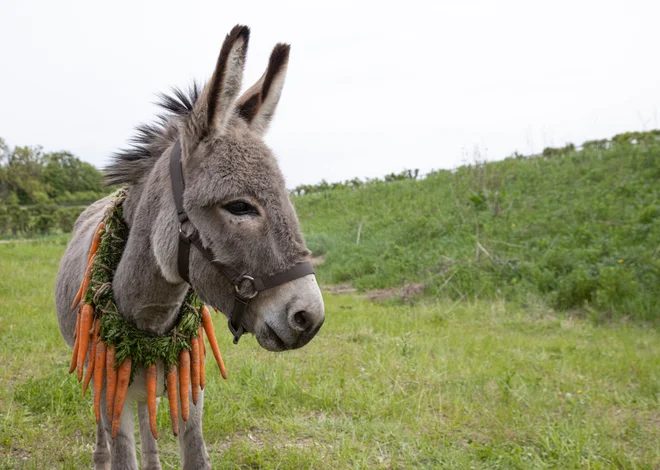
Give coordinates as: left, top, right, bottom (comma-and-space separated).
2, 0, 659, 187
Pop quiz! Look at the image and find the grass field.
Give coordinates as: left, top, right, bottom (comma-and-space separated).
1, 238, 659, 469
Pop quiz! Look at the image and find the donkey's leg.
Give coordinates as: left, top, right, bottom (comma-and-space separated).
137, 401, 162, 470
93, 377, 111, 470
99, 389, 139, 470
94, 417, 111, 470
178, 388, 211, 470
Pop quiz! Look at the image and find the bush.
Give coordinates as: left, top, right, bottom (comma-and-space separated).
0, 203, 86, 237
553, 265, 598, 310
0, 136, 111, 236
58, 207, 82, 233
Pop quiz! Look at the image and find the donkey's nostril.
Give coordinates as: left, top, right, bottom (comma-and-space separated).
285, 292, 325, 338
293, 311, 309, 329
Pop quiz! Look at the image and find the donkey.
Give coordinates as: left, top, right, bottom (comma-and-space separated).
55, 25, 325, 469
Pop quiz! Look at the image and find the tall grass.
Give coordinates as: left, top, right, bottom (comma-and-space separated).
295, 135, 660, 321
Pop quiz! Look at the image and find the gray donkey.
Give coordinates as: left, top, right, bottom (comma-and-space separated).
55, 25, 325, 469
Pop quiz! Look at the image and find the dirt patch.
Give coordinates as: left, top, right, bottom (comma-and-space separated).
2, 445, 31, 463
367, 283, 425, 302
324, 283, 426, 301
209, 429, 320, 453
310, 256, 325, 267
324, 283, 357, 295
609, 407, 660, 431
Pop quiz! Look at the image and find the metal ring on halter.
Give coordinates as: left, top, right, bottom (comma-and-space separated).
178, 222, 191, 237
235, 275, 259, 300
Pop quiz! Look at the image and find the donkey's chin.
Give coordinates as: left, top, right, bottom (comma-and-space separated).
254, 320, 318, 352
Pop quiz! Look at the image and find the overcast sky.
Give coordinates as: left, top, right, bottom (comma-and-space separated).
2, 0, 659, 187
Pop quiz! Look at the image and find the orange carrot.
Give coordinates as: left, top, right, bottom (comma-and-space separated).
93, 340, 106, 423
77, 304, 94, 382
73, 309, 84, 372
78, 305, 83, 339
78, 254, 95, 306
69, 338, 80, 374
112, 356, 132, 439
201, 305, 227, 379
71, 254, 95, 311
106, 344, 118, 421
82, 341, 95, 396
199, 354, 206, 391
199, 326, 206, 357
191, 337, 200, 406
166, 364, 179, 436
145, 363, 158, 440
199, 327, 206, 390
93, 317, 101, 339
88, 222, 104, 262
178, 349, 190, 422
82, 319, 101, 397
69, 314, 81, 374
70, 280, 84, 312
81, 322, 96, 396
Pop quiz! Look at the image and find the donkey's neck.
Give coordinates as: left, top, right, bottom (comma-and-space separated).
113, 157, 189, 335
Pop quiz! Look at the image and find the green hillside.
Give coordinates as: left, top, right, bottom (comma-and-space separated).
295, 131, 660, 321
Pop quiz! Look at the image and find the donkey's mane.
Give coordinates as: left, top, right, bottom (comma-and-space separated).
104, 83, 201, 186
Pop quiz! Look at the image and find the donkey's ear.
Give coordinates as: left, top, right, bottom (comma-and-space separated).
235, 43, 290, 136
195, 25, 250, 134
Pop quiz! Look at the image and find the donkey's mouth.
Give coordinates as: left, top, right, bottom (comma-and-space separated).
262, 322, 290, 351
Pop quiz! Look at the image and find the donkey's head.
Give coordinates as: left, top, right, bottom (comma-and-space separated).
164, 26, 324, 351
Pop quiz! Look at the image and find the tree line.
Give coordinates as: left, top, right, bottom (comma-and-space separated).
3, 129, 658, 237
0, 137, 109, 236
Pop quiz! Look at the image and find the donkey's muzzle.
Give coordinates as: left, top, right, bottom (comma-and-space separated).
280, 300, 324, 349
288, 308, 323, 333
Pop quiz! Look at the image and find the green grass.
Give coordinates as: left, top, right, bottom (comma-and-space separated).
1, 239, 659, 468
295, 135, 660, 321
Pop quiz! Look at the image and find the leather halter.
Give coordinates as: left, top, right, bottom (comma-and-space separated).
169, 140, 315, 344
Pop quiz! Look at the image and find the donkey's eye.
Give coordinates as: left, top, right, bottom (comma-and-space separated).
223, 200, 259, 216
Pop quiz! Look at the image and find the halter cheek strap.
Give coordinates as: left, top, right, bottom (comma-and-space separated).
169, 140, 315, 344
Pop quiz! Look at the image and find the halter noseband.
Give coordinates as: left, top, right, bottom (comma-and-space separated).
169, 140, 315, 344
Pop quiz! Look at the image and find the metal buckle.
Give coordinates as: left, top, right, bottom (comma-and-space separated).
228, 317, 245, 344
235, 275, 258, 300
